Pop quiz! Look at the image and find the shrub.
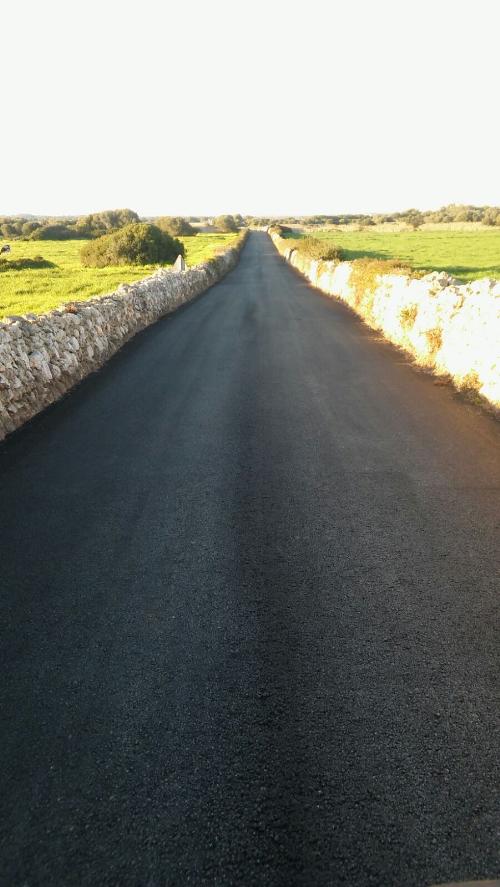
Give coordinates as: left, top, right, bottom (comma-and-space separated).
75, 208, 140, 239
0, 256, 54, 272
404, 210, 424, 230
212, 215, 239, 233
248, 216, 271, 227
268, 224, 294, 237
156, 216, 197, 236
287, 236, 345, 262
484, 210, 500, 226
31, 224, 76, 240
349, 258, 412, 308
21, 221, 41, 237
1, 223, 19, 238
80, 223, 184, 267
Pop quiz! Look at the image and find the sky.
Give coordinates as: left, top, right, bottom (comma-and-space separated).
3, 0, 500, 217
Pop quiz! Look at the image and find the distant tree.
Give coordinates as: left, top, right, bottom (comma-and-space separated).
156, 216, 197, 236
246, 216, 270, 227
76, 208, 140, 239
21, 220, 41, 237
1, 223, 18, 238
30, 224, 76, 240
80, 223, 183, 267
212, 214, 239, 233
405, 210, 424, 230
483, 209, 500, 226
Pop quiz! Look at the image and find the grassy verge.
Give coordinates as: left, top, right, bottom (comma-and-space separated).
0, 234, 238, 319
284, 228, 500, 282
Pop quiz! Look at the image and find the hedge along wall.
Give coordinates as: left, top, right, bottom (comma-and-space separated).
270, 231, 500, 409
0, 232, 248, 440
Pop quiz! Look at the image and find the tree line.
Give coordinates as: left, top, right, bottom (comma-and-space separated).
3, 205, 499, 243
0, 211, 245, 241
247, 205, 500, 228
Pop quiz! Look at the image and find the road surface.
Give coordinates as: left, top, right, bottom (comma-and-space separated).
1, 232, 499, 886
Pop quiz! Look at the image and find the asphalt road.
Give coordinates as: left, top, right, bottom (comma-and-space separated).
0, 232, 499, 887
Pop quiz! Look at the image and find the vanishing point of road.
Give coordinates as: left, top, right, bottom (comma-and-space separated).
1, 232, 499, 886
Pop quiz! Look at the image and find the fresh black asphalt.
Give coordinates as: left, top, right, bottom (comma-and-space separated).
0, 232, 499, 886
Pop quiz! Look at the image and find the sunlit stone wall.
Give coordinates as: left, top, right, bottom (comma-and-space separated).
0, 235, 248, 440
270, 232, 500, 409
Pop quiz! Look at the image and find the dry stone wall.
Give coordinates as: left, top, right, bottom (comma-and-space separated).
0, 235, 247, 440
270, 232, 500, 409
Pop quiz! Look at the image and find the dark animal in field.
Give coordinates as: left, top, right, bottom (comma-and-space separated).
0, 244, 11, 254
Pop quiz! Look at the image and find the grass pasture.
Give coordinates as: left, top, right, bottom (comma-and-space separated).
0, 234, 237, 320
290, 228, 500, 282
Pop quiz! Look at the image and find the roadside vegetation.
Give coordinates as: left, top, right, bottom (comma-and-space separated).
211, 215, 240, 233
272, 231, 345, 262
0, 211, 245, 242
155, 217, 197, 237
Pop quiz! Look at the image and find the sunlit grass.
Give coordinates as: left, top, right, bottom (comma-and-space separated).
0, 234, 237, 319
291, 228, 500, 282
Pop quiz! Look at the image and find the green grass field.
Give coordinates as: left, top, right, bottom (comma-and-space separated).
292, 228, 500, 282
0, 234, 237, 320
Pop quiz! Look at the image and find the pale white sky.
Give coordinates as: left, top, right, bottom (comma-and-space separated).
3, 0, 499, 217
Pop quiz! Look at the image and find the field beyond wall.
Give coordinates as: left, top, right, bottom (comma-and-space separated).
290, 226, 500, 282
0, 234, 237, 320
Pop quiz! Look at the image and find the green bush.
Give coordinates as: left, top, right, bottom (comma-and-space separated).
75, 208, 140, 239
1, 223, 19, 238
212, 214, 239, 233
21, 221, 41, 237
484, 210, 500, 226
80, 223, 184, 267
287, 236, 345, 262
404, 211, 424, 230
30, 224, 76, 240
247, 216, 271, 227
156, 216, 197, 236
269, 224, 293, 236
